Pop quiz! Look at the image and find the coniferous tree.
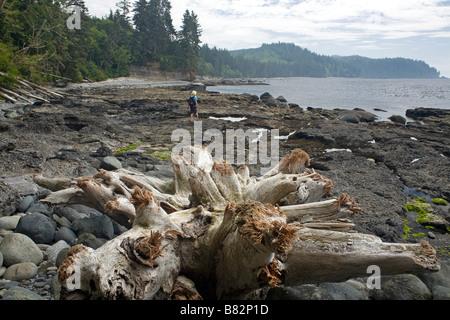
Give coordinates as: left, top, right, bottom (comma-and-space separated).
132, 0, 177, 65
117, 0, 131, 19
132, 0, 151, 64
179, 10, 201, 75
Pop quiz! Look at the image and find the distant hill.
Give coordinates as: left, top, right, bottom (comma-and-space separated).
331, 55, 440, 79
198, 42, 440, 79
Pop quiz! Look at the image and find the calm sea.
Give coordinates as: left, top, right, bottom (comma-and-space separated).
207, 77, 450, 121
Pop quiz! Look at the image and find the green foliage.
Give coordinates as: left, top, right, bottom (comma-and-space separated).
432, 198, 448, 206
0, 43, 20, 88
0, 0, 201, 84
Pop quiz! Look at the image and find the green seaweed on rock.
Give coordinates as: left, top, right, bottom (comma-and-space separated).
114, 142, 145, 154
432, 198, 448, 206
405, 197, 449, 233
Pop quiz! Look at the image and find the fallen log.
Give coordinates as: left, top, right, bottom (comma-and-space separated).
0, 71, 64, 103
0, 90, 17, 103
0, 87, 32, 103
18, 77, 64, 99
34, 147, 440, 300
284, 228, 439, 285
16, 88, 50, 103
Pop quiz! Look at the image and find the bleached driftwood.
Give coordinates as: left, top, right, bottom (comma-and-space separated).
35, 146, 440, 300
0, 71, 64, 104
284, 228, 439, 285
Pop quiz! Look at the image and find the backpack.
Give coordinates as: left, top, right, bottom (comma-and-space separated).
188, 96, 195, 106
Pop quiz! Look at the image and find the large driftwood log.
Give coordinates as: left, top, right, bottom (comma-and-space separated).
35, 146, 440, 300
284, 228, 439, 285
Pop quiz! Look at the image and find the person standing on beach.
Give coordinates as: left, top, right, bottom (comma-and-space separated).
188, 90, 199, 122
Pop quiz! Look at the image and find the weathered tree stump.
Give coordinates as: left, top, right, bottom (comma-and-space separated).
36, 146, 440, 300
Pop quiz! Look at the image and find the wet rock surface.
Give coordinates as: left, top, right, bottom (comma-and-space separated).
1, 79, 449, 300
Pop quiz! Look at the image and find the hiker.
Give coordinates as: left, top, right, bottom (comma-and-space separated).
188, 90, 199, 121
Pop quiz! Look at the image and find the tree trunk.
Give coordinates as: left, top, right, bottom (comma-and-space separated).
35, 146, 440, 300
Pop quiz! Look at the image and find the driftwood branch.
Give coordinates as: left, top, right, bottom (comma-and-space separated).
0, 86, 33, 103
34, 146, 440, 300
0, 89, 17, 103
0, 71, 64, 104
0, 0, 7, 13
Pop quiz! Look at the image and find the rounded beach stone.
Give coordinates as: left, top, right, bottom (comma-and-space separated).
55, 226, 77, 246
0, 266, 6, 277
93, 215, 114, 240
0, 233, 43, 267
339, 113, 360, 124
75, 233, 107, 249
27, 202, 53, 215
15, 212, 56, 244
17, 195, 35, 213
389, 115, 407, 124
0, 215, 21, 230
2, 286, 44, 300
370, 274, 432, 300
3, 262, 38, 281
72, 215, 114, 240
319, 282, 368, 300
100, 156, 122, 170
266, 284, 335, 300
46, 240, 70, 263
56, 247, 69, 267
55, 206, 88, 222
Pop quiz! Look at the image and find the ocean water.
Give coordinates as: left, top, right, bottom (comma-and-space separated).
207, 77, 450, 121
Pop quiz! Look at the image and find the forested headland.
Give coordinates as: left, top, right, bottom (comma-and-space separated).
0, 0, 441, 91
0, 0, 201, 87
199, 43, 441, 79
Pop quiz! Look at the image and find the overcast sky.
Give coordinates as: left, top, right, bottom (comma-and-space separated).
84, 0, 450, 77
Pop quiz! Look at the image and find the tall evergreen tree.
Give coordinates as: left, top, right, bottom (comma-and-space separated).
116, 0, 131, 18
132, 0, 150, 64
132, 0, 176, 64
161, 0, 176, 40
179, 10, 201, 75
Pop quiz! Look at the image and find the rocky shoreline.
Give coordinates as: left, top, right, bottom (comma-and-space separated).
0, 79, 449, 300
